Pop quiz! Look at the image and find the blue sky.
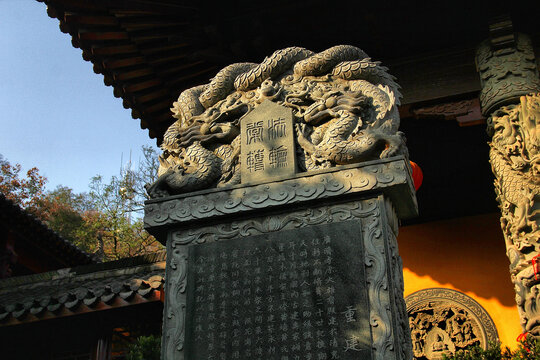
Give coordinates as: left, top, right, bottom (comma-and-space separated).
0, 1, 159, 194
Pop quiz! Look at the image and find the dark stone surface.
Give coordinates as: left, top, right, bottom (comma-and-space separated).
185, 221, 372, 360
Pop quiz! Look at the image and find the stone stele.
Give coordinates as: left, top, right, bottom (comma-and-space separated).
144, 45, 418, 360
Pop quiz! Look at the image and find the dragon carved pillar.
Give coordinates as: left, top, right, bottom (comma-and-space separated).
476, 19, 540, 337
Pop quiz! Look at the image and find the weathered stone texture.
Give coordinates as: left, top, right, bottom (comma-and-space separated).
146, 45, 406, 198
476, 24, 540, 337
406, 288, 498, 360
145, 45, 416, 360
158, 192, 413, 360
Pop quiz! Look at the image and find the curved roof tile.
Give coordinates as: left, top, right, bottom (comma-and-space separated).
0, 193, 95, 267
0, 251, 166, 325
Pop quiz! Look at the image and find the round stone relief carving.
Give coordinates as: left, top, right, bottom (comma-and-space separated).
406, 288, 499, 360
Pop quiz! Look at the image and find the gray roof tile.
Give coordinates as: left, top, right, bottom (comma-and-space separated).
0, 251, 166, 325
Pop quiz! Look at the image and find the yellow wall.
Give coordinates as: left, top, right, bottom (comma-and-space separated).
397, 213, 522, 349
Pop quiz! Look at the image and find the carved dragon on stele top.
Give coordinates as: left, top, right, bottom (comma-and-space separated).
146, 45, 407, 198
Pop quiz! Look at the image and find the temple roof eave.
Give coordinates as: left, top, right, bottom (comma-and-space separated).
0, 251, 166, 326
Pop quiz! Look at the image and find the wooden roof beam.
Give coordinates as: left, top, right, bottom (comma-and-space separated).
47, 0, 197, 13
138, 41, 190, 54
156, 60, 205, 76
141, 46, 193, 62
115, 14, 187, 23
148, 129, 158, 139
78, 31, 129, 41
166, 67, 219, 88
129, 34, 171, 43
153, 112, 176, 125
123, 87, 170, 108
41, 0, 102, 12
114, 67, 154, 82
123, 78, 162, 93
120, 21, 189, 31
134, 89, 170, 104
168, 77, 216, 99
111, 2, 198, 14
127, 26, 196, 40
103, 56, 146, 69
145, 100, 174, 114
63, 13, 118, 26
91, 44, 138, 56
111, 10, 160, 16
147, 53, 191, 66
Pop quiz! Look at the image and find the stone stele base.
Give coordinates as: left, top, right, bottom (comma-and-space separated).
144, 156, 418, 360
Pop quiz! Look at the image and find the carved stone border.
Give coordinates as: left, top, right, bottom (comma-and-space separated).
161, 197, 412, 360
405, 288, 499, 347
145, 157, 417, 230
161, 242, 188, 360
476, 32, 540, 115
385, 198, 413, 359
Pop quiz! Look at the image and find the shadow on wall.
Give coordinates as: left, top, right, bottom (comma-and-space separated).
398, 213, 515, 307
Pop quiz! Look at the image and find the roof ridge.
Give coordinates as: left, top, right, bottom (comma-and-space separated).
0, 192, 95, 265
0, 251, 166, 289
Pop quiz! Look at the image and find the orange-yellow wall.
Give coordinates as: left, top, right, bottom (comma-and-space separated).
397, 213, 521, 349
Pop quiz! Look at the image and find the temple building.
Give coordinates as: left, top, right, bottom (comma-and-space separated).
0, 193, 165, 359
1, 1, 539, 359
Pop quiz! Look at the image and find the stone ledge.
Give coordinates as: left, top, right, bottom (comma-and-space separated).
144, 156, 418, 232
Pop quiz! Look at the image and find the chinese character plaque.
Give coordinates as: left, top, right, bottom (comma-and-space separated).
240, 100, 296, 184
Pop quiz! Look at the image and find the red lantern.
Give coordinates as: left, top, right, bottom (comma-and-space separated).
409, 161, 423, 191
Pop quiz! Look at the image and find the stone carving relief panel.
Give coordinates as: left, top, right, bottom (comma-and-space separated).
145, 45, 408, 197
406, 288, 498, 360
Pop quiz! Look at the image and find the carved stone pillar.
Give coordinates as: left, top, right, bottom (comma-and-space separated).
476, 19, 540, 336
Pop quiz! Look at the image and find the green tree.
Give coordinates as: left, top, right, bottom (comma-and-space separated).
36, 186, 99, 254
0, 148, 163, 262
85, 145, 161, 261
443, 337, 540, 360
126, 335, 161, 360
0, 154, 47, 211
